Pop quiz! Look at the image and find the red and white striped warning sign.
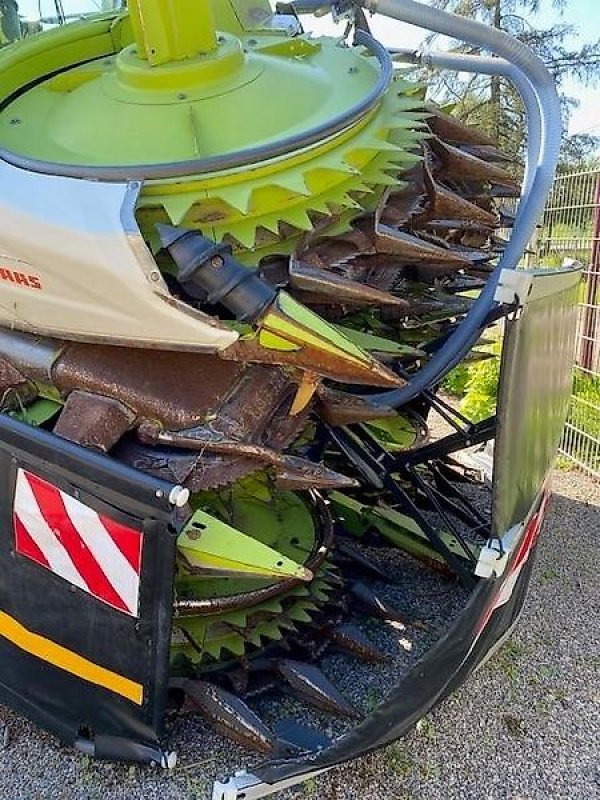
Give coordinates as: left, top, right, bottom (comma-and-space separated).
13, 469, 143, 617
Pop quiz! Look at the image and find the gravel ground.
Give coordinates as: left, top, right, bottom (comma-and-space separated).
0, 469, 598, 800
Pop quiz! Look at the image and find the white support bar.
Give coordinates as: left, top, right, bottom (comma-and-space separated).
212, 768, 330, 800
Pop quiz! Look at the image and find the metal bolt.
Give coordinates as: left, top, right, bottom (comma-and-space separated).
150, 270, 161, 282
177, 93, 187, 100
211, 255, 224, 269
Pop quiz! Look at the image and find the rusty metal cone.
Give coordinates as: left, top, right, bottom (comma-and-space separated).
329, 623, 390, 664
316, 386, 397, 427
173, 678, 276, 754
277, 659, 360, 718
274, 455, 358, 491
289, 259, 409, 309
333, 539, 389, 579
349, 581, 410, 625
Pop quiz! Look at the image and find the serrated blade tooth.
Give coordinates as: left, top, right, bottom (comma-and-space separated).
257, 214, 281, 235
217, 184, 254, 214
273, 173, 310, 196
275, 454, 358, 491
372, 138, 408, 153
352, 182, 376, 194
176, 679, 276, 753
230, 222, 258, 249
307, 197, 334, 215
277, 660, 360, 718
282, 208, 314, 231
329, 624, 389, 663
349, 581, 410, 625
366, 170, 401, 187
162, 195, 196, 225
286, 604, 314, 623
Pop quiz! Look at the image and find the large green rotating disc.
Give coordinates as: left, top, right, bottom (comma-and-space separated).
173, 475, 339, 668
0, 5, 424, 259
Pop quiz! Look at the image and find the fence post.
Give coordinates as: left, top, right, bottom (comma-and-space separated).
580, 174, 600, 371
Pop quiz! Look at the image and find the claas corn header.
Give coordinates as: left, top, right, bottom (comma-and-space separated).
0, 0, 581, 797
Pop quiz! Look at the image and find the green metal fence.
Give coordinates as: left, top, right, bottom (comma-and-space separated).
534, 168, 600, 478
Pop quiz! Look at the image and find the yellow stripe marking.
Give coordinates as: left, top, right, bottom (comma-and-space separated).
0, 610, 143, 705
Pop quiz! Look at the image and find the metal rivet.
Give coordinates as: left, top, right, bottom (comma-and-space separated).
9, 118, 21, 125
211, 256, 224, 269
177, 93, 187, 100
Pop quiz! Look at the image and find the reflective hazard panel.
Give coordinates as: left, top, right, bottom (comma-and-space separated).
13, 469, 143, 617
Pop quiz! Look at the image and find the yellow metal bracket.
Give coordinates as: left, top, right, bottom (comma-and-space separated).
128, 0, 217, 65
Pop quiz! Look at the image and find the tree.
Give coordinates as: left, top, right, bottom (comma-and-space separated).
422, 0, 600, 170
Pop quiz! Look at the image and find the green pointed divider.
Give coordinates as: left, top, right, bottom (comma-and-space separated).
178, 508, 311, 580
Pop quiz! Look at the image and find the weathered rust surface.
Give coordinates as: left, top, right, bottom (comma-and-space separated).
328, 623, 389, 663
429, 137, 520, 190
0, 358, 35, 410
289, 259, 409, 308
292, 105, 520, 316
116, 364, 312, 490
316, 385, 396, 427
425, 106, 498, 147
173, 678, 276, 754
138, 421, 356, 491
277, 659, 359, 718
54, 390, 136, 451
53, 344, 245, 430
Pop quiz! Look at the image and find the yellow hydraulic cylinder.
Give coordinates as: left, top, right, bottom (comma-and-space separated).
128, 0, 218, 66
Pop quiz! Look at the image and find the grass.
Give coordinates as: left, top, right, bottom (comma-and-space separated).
383, 741, 415, 778
490, 640, 525, 681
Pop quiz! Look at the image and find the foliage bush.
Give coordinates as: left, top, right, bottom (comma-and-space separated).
444, 344, 600, 471
442, 341, 501, 422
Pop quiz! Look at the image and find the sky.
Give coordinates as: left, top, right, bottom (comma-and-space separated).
14, 0, 600, 138
304, 0, 600, 139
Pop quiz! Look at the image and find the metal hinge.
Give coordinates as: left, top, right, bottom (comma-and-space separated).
494, 269, 534, 306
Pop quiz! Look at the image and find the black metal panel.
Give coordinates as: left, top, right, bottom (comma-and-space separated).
0, 414, 178, 762
255, 266, 581, 784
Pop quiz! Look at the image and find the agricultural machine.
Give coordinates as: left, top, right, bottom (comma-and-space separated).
0, 0, 581, 797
